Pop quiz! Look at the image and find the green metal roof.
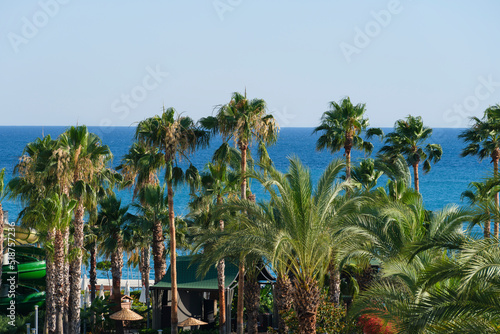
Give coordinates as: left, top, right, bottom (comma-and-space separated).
151, 255, 239, 291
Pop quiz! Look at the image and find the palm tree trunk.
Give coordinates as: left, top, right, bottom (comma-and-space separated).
217, 259, 226, 334
356, 265, 374, 292
345, 145, 352, 180
167, 179, 178, 334
152, 219, 166, 282
141, 246, 151, 294
485, 209, 491, 239
69, 203, 85, 334
245, 275, 260, 334
237, 142, 248, 334
275, 273, 293, 334
240, 142, 248, 200
111, 237, 124, 334
90, 242, 97, 302
413, 163, 419, 193
63, 228, 70, 334
494, 155, 499, 238
217, 195, 226, 334
54, 229, 66, 334
328, 261, 341, 306
293, 277, 321, 334
237, 261, 245, 334
45, 229, 56, 334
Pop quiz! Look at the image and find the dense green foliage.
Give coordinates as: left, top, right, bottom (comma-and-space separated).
6, 98, 500, 333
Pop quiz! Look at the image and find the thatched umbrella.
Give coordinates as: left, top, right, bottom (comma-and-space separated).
109, 308, 143, 321
178, 317, 208, 328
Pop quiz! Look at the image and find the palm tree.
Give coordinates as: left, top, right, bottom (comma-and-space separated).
379, 115, 442, 193
8, 135, 66, 333
133, 185, 169, 283
412, 237, 500, 333
58, 126, 113, 334
96, 194, 129, 334
188, 143, 240, 334
118, 140, 163, 300
24, 192, 76, 334
460, 105, 500, 237
200, 91, 278, 334
136, 107, 210, 333
122, 218, 152, 299
118, 140, 164, 199
352, 230, 498, 333
85, 169, 121, 303
350, 159, 384, 192
313, 96, 383, 180
243, 256, 265, 334
348, 197, 472, 333
461, 177, 500, 238
201, 158, 355, 333
343, 191, 470, 267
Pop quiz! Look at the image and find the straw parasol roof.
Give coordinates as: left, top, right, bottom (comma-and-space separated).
178, 317, 208, 327
109, 308, 143, 321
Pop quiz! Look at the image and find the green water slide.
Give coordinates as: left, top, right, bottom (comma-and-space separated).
0, 284, 45, 314
2, 253, 46, 281
2, 227, 45, 280
0, 233, 47, 314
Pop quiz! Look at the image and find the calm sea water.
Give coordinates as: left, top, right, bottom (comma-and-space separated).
0, 126, 490, 281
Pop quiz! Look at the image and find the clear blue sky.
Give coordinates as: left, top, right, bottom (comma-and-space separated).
1, 0, 499, 128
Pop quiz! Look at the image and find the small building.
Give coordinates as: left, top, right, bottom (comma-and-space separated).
150, 255, 275, 332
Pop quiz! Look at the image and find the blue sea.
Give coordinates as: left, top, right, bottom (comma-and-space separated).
0, 126, 490, 281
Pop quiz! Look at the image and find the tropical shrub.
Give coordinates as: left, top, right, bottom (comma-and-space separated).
359, 315, 396, 334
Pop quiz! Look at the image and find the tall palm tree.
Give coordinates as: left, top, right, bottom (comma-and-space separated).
122, 218, 152, 298
118, 140, 164, 200
136, 107, 210, 333
188, 143, 240, 334
379, 115, 442, 193
460, 105, 500, 237
58, 125, 113, 334
118, 140, 163, 301
24, 192, 76, 334
200, 91, 278, 334
133, 184, 169, 283
461, 177, 500, 238
8, 135, 66, 333
96, 194, 129, 334
313, 96, 383, 180
85, 169, 121, 303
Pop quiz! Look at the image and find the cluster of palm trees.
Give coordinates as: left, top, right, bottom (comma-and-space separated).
4, 95, 500, 334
